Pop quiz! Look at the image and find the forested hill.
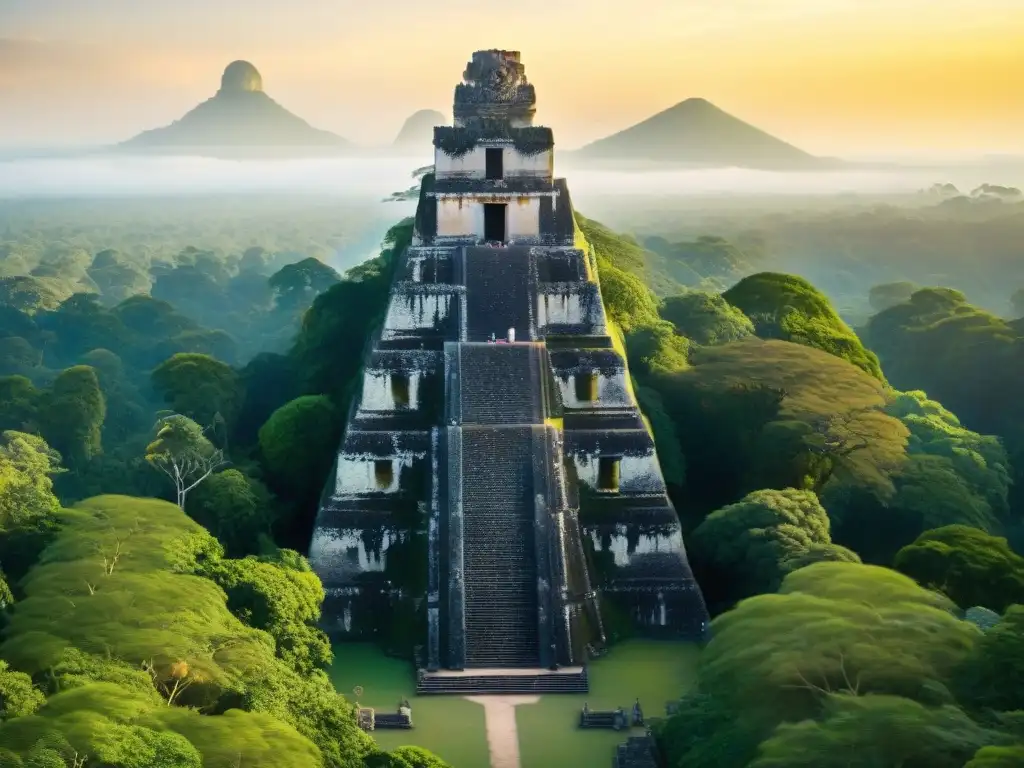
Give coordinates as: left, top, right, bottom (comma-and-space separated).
2, 202, 1024, 766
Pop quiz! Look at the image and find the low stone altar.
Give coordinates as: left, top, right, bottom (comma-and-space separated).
357, 707, 413, 731
579, 706, 628, 730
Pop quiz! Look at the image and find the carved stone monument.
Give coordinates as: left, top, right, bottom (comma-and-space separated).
307, 49, 709, 695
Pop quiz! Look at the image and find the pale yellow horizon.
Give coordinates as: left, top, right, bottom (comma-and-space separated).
1, 0, 1021, 155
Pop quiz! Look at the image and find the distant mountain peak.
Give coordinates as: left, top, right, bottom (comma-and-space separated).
219, 61, 264, 95
574, 97, 827, 170
118, 61, 349, 156
394, 109, 447, 147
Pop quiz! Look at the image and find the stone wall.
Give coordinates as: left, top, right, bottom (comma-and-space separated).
435, 145, 552, 178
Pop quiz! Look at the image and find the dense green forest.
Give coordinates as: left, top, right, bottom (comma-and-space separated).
2, 195, 1024, 766
583, 190, 1024, 326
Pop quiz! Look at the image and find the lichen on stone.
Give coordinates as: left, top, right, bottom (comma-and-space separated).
434, 124, 553, 158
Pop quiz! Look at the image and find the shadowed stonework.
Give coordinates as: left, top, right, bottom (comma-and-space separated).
308, 49, 708, 695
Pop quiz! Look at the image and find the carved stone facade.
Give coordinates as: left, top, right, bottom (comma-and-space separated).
454, 50, 537, 128
308, 50, 708, 693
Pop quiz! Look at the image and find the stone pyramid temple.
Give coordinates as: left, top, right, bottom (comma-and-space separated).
309, 50, 709, 694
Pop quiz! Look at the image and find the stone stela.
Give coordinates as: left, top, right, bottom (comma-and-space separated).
307, 49, 710, 696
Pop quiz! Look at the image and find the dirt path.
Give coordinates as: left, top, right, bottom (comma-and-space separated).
464, 695, 540, 768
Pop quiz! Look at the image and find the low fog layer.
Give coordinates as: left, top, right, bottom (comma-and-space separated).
1, 155, 1023, 200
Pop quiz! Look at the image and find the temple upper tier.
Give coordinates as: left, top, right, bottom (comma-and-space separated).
453, 49, 537, 127
423, 51, 560, 248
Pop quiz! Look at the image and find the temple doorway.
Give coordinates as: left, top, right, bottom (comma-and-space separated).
485, 147, 504, 179
483, 203, 507, 242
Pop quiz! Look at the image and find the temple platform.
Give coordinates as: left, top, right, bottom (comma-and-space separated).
416, 666, 588, 695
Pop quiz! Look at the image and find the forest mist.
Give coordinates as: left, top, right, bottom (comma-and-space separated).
3, 154, 1024, 200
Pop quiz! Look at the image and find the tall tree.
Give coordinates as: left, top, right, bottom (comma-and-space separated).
145, 416, 225, 509
185, 469, 274, 556
895, 525, 1024, 613
150, 353, 241, 439
268, 258, 341, 313
39, 366, 106, 469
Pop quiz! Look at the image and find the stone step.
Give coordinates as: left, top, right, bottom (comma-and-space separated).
463, 247, 534, 343
417, 671, 588, 695
456, 343, 544, 425
458, 425, 541, 667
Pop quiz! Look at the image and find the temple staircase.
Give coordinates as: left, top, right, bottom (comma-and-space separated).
424, 339, 589, 694
461, 425, 539, 667
463, 246, 534, 342
454, 342, 545, 424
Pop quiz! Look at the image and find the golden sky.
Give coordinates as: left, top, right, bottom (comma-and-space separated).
1, 0, 1021, 155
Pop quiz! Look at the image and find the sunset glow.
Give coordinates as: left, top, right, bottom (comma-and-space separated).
1, 0, 1021, 154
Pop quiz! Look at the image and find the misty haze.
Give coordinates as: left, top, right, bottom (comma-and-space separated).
3, 155, 1024, 200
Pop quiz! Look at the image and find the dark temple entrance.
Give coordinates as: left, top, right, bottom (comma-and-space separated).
483, 203, 507, 242
485, 147, 504, 179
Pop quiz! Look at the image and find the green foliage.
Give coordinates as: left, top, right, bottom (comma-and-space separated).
895, 526, 1024, 613
433, 124, 552, 157
644, 235, 756, 291
576, 215, 681, 297
635, 385, 686, 488
233, 353, 298, 448
653, 693, 768, 768
0, 278, 65, 314
0, 683, 314, 768
576, 216, 662, 333
41, 647, 160, 700
692, 489, 859, 606
0, 338, 39, 378
186, 469, 274, 557
145, 415, 225, 509
0, 378, 40, 434
268, 258, 341, 312
0, 571, 10, 611
151, 353, 241, 433
967, 746, 1024, 767
751, 694, 1002, 768
885, 391, 1011, 532
151, 704, 322, 768
0, 495, 255, 697
290, 221, 408, 403
659, 562, 983, 768
0, 660, 45, 721
258, 396, 341, 502
651, 338, 905, 515
596, 265, 661, 333
711, 562, 973, 705
88, 253, 152, 305
864, 288, 1021, 440
38, 367, 105, 469
364, 746, 452, 768
659, 291, 754, 346
625, 321, 689, 375
203, 552, 331, 675
0, 495, 375, 766
724, 272, 884, 380
0, 432, 61, 529
0, 432, 62, 585
36, 294, 133, 367
956, 605, 1024, 713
